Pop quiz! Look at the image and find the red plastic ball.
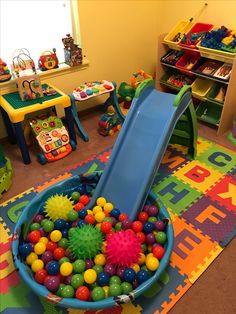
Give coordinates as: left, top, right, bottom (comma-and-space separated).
136, 232, 146, 243
53, 247, 65, 260
79, 195, 90, 205
84, 214, 96, 225
75, 285, 90, 300
46, 241, 58, 252
74, 202, 85, 211
132, 221, 143, 233
152, 245, 165, 259
101, 221, 112, 234
28, 230, 41, 243
35, 269, 48, 284
118, 213, 128, 222
138, 212, 149, 222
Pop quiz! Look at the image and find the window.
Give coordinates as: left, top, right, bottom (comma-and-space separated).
0, 0, 81, 69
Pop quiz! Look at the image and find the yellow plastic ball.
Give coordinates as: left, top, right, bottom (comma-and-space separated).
145, 256, 159, 271
94, 253, 106, 266
26, 252, 38, 265
138, 253, 146, 265
131, 263, 140, 273
84, 269, 97, 284
96, 197, 106, 207
39, 237, 49, 245
95, 223, 101, 229
31, 259, 44, 272
146, 253, 154, 260
87, 209, 93, 215
95, 211, 105, 223
101, 242, 107, 254
93, 206, 103, 214
60, 262, 73, 276
103, 202, 113, 213
50, 230, 62, 242
34, 242, 46, 255
103, 286, 109, 298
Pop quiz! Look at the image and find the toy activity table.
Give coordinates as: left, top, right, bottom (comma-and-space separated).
70, 80, 124, 141
0, 84, 77, 164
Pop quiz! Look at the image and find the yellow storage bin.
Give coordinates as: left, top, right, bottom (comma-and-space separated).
163, 20, 193, 50
191, 78, 214, 98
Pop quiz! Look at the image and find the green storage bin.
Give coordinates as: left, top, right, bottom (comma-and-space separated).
196, 101, 222, 125
160, 69, 195, 91
207, 83, 227, 104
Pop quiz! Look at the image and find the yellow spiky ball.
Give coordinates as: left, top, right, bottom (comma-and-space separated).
44, 194, 74, 221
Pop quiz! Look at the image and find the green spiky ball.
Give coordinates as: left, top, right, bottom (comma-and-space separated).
68, 225, 103, 260
44, 194, 74, 221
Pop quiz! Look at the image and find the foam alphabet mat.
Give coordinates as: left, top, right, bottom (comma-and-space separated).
0, 137, 235, 313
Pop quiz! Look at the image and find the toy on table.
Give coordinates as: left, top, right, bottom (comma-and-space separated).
98, 112, 122, 136
29, 113, 76, 165
38, 48, 59, 71
0, 145, 13, 198
0, 58, 11, 82
62, 34, 83, 67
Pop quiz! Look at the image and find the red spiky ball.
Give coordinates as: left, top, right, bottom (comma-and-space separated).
105, 229, 141, 267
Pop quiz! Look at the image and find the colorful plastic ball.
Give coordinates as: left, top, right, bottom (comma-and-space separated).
115, 222, 122, 231
146, 233, 156, 245
123, 268, 136, 283
155, 231, 167, 244
28, 230, 41, 243
91, 286, 105, 301
145, 256, 159, 271
42, 220, 54, 233
83, 269, 97, 284
121, 281, 133, 294
31, 259, 44, 272
94, 253, 106, 266
38, 228, 47, 237
74, 202, 84, 212
53, 247, 65, 260
30, 222, 41, 231
60, 262, 73, 276
78, 209, 88, 219
71, 274, 84, 289
101, 221, 112, 234
138, 212, 149, 222
34, 242, 46, 255
136, 232, 146, 244
75, 286, 90, 300
136, 269, 150, 284
44, 275, 60, 292
138, 253, 146, 265
73, 259, 86, 273
154, 220, 165, 231
103, 202, 113, 213
54, 219, 66, 230
142, 222, 154, 234
96, 197, 106, 207
131, 263, 140, 273
85, 259, 94, 270
116, 266, 126, 279
102, 286, 109, 298
61, 284, 75, 298
143, 205, 150, 212
148, 205, 159, 216
79, 195, 90, 205
77, 220, 86, 228
44, 194, 74, 221
85, 214, 96, 225
110, 208, 120, 218
26, 252, 38, 265
109, 283, 122, 297
153, 244, 165, 259
109, 275, 121, 285
61, 229, 68, 238
103, 263, 116, 276
56, 283, 66, 297
46, 241, 57, 252
58, 238, 68, 249
97, 271, 110, 286
148, 216, 157, 223
39, 237, 49, 245
93, 265, 103, 274
33, 214, 44, 224
50, 230, 62, 242
19, 243, 32, 257
122, 218, 132, 230
59, 256, 70, 265
71, 191, 81, 202
35, 269, 48, 284
94, 211, 105, 223
93, 206, 103, 214
132, 221, 143, 233
118, 213, 128, 222
64, 274, 73, 285
46, 261, 60, 275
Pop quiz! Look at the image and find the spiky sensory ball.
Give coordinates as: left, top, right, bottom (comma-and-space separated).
68, 224, 103, 259
106, 229, 141, 267
44, 194, 74, 221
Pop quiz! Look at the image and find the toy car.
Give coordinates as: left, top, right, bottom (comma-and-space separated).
98, 113, 122, 136
30, 113, 76, 165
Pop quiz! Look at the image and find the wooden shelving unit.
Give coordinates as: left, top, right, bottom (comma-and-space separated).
156, 33, 236, 136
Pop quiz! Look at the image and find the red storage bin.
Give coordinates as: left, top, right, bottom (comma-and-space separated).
179, 22, 214, 49
176, 52, 200, 75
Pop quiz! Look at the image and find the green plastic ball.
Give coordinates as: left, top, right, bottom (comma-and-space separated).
56, 283, 66, 297
148, 217, 157, 223
68, 210, 79, 222
155, 231, 167, 244
58, 238, 69, 249
109, 276, 121, 285
42, 220, 54, 233
68, 228, 77, 237
61, 285, 74, 298
71, 274, 84, 289
71, 191, 81, 202
121, 282, 133, 294
91, 287, 105, 301
73, 259, 86, 273
93, 265, 103, 274
103, 217, 113, 224
30, 223, 41, 231
115, 222, 122, 231
59, 257, 70, 266
109, 283, 122, 297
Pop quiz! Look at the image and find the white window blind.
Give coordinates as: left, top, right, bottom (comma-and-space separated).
0, 0, 78, 68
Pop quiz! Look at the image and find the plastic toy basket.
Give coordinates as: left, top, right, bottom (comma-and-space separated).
196, 101, 222, 125
12, 172, 174, 310
191, 78, 213, 98
207, 83, 227, 104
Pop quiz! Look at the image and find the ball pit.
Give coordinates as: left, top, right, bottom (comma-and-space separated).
12, 172, 173, 309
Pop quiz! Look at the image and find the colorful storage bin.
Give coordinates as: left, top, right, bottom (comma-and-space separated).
175, 52, 200, 74
160, 50, 184, 66
191, 78, 213, 98
160, 69, 195, 90
207, 83, 227, 104
196, 101, 222, 125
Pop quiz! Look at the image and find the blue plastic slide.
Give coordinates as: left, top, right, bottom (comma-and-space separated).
90, 79, 193, 219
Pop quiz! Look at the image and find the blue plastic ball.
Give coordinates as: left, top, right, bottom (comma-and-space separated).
78, 209, 88, 219
54, 219, 66, 230
64, 222, 70, 229
46, 261, 60, 275
77, 220, 86, 228
110, 208, 120, 218
61, 229, 68, 238
142, 222, 154, 234
123, 268, 136, 283
19, 243, 33, 257
38, 207, 45, 215
137, 269, 150, 284
97, 271, 110, 286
